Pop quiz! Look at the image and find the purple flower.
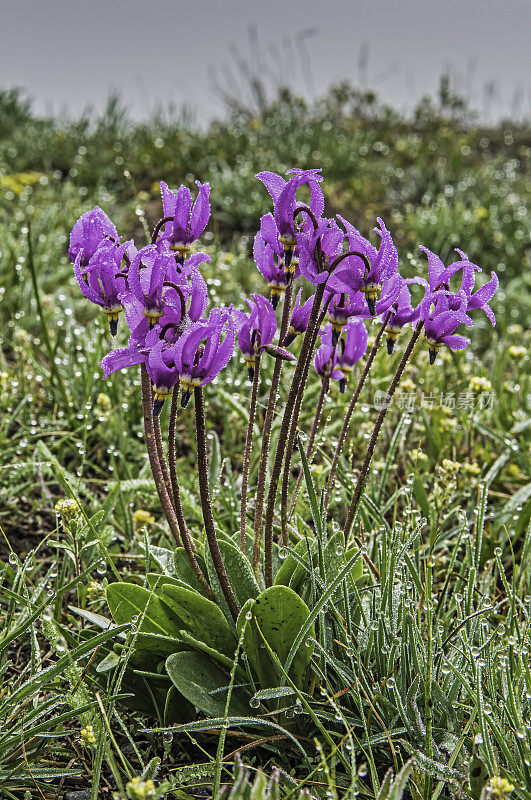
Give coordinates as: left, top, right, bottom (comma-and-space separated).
335, 319, 368, 392
422, 292, 473, 364
73, 239, 130, 335
127, 245, 177, 326
385, 281, 423, 353
314, 337, 343, 381
69, 207, 118, 267
235, 293, 277, 380
282, 289, 315, 347
146, 338, 183, 416
159, 180, 211, 260
419, 246, 481, 293
256, 168, 324, 269
465, 271, 499, 325
325, 291, 367, 346
298, 219, 344, 286
333, 217, 399, 315
173, 309, 236, 407
254, 224, 288, 309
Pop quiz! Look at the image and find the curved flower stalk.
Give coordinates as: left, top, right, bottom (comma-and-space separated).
333, 216, 399, 315
159, 180, 211, 260
69, 206, 118, 267
73, 239, 131, 335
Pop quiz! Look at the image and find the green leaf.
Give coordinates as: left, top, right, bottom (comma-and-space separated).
244, 586, 315, 690
273, 537, 313, 587
205, 540, 260, 610
165, 651, 251, 717
172, 549, 211, 597
106, 582, 183, 637
159, 584, 237, 657
96, 651, 121, 672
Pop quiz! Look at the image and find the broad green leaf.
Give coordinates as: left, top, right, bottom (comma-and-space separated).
106, 582, 183, 637
273, 537, 312, 586
205, 540, 260, 610
159, 584, 237, 657
245, 585, 315, 690
172, 549, 211, 597
165, 651, 251, 717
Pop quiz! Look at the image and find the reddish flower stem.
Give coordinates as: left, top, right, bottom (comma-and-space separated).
342, 320, 423, 541
323, 312, 391, 513
263, 283, 326, 586
240, 337, 262, 552
194, 387, 240, 621
153, 415, 175, 510
252, 284, 293, 575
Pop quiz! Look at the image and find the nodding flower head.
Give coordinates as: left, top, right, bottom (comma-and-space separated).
314, 335, 344, 382
127, 245, 178, 327
421, 291, 474, 364
73, 239, 130, 335
385, 280, 424, 354
235, 293, 277, 381
297, 218, 344, 286
333, 216, 398, 315
325, 291, 367, 346
256, 168, 324, 269
146, 338, 182, 416
159, 180, 210, 260
335, 318, 368, 392
254, 215, 301, 306
282, 289, 315, 347
69, 206, 118, 267
173, 308, 236, 407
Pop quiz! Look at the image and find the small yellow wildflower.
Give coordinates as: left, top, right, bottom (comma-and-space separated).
410, 449, 428, 463
487, 776, 514, 798
55, 499, 79, 522
475, 206, 489, 220
133, 509, 155, 532
96, 393, 112, 413
80, 725, 96, 748
126, 777, 157, 800
442, 459, 460, 474
508, 346, 526, 359
463, 462, 481, 475
469, 376, 492, 392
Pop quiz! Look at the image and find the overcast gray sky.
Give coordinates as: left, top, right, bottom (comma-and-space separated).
0, 0, 529, 122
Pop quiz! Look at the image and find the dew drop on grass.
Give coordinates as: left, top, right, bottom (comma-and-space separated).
249, 697, 260, 708
8, 553, 17, 565
163, 731, 173, 743
96, 560, 106, 575
245, 610, 253, 620
278, 548, 287, 560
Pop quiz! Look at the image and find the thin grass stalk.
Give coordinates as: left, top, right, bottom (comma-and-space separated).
342, 320, 423, 541
324, 312, 391, 512
240, 336, 261, 552
252, 284, 293, 574
263, 283, 326, 586
288, 375, 329, 518
194, 387, 240, 621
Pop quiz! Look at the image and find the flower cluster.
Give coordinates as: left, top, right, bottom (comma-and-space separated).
70, 168, 498, 416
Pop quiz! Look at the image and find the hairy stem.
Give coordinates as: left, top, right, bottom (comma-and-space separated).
140, 364, 182, 550
153, 415, 175, 510
288, 375, 329, 518
194, 387, 240, 621
252, 284, 293, 575
167, 391, 214, 597
342, 320, 423, 540
263, 283, 326, 586
240, 338, 261, 552
279, 297, 333, 541
324, 312, 391, 512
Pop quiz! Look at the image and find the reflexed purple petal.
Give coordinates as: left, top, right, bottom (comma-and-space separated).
101, 345, 145, 378
189, 181, 211, 240
172, 185, 193, 243
440, 334, 471, 350
256, 171, 286, 201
